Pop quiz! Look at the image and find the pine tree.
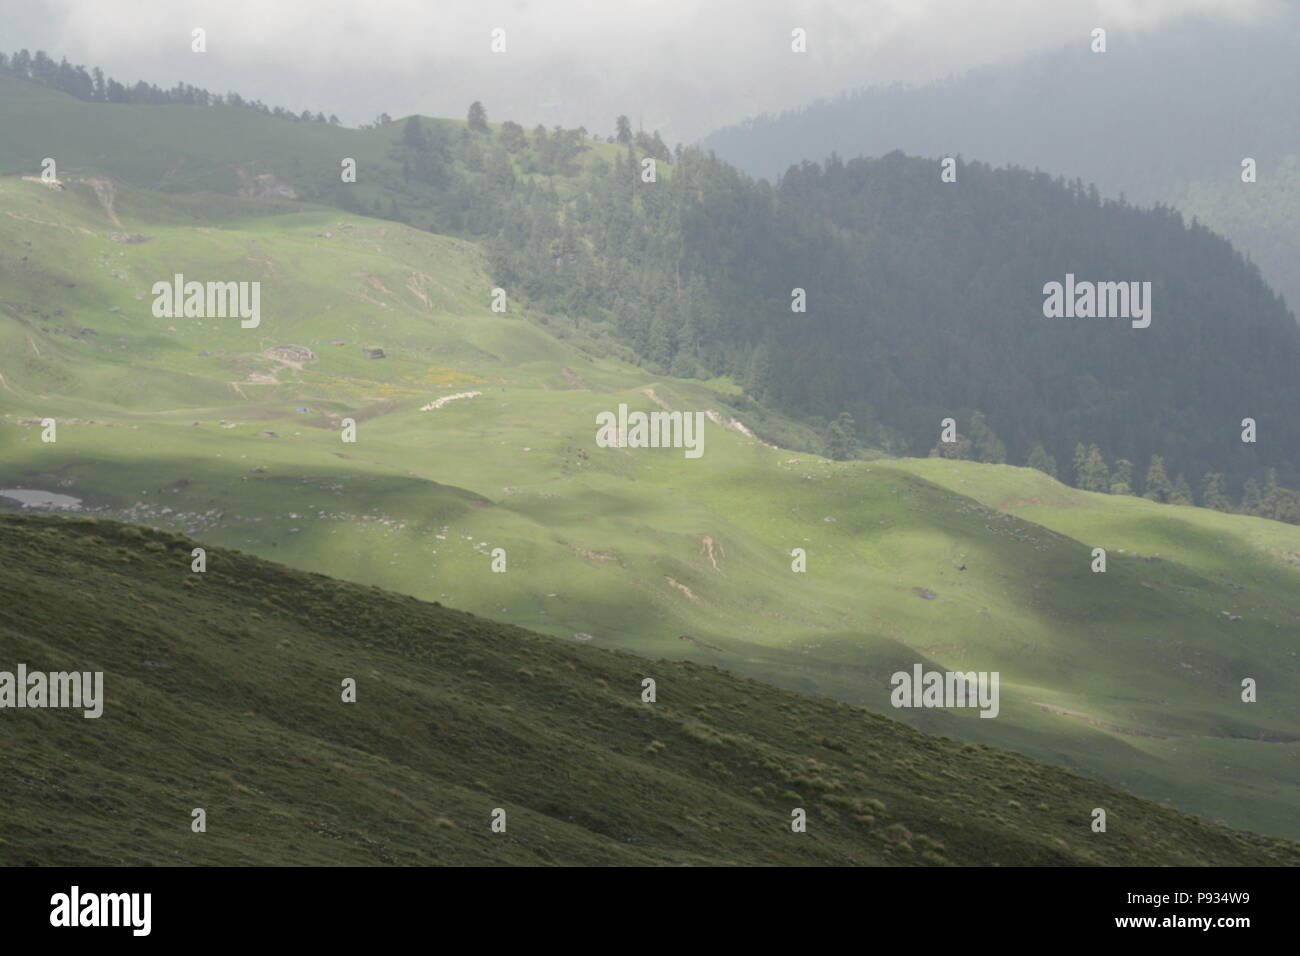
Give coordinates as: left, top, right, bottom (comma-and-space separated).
1071, 443, 1089, 488
1200, 472, 1232, 511
1169, 474, 1194, 506
468, 101, 489, 133
402, 115, 428, 150
1110, 459, 1134, 495
826, 412, 859, 461
1026, 442, 1057, 478
1262, 468, 1284, 520
499, 120, 527, 154
968, 411, 1006, 464
1144, 456, 1173, 502
1270, 485, 1300, 523
645, 313, 676, 369
744, 342, 775, 400
930, 433, 973, 460
1242, 477, 1264, 515
615, 115, 632, 144
1079, 445, 1109, 492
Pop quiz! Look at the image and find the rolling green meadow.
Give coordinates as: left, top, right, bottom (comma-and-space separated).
1, 75, 1297, 861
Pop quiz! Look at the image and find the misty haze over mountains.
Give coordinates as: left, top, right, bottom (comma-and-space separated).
702, 10, 1300, 315
4, 0, 1272, 143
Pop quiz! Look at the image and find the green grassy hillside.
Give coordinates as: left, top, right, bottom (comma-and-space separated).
1, 512, 1296, 866
2, 173, 1298, 844
0, 74, 629, 230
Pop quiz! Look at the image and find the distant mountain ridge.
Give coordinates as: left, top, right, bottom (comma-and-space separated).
700, 11, 1300, 316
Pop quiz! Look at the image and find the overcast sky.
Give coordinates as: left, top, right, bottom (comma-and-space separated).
0, 0, 1284, 142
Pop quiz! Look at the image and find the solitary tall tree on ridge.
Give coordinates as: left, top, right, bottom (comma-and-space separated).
468, 101, 489, 133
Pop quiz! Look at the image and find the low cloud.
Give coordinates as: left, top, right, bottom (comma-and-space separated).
5, 0, 1285, 140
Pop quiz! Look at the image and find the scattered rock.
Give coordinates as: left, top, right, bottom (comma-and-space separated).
235, 166, 298, 199
266, 345, 316, 364
421, 391, 481, 411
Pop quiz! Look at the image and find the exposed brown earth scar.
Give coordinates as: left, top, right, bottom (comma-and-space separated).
666, 576, 699, 601
640, 387, 670, 409
701, 535, 722, 572
83, 177, 123, 227
561, 367, 588, 389
5, 210, 95, 236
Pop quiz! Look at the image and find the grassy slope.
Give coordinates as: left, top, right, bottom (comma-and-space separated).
0, 74, 632, 221
1, 91, 1298, 843
1, 512, 1296, 866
